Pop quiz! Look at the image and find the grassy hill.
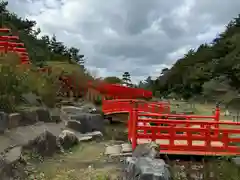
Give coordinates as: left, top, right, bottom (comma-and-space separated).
147, 14, 240, 104
0, 1, 94, 112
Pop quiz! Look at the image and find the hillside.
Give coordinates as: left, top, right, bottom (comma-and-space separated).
0, 1, 94, 112
148, 14, 240, 103
0, 1, 85, 67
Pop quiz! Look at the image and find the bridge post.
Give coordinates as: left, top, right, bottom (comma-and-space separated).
128, 106, 133, 141
131, 101, 138, 150
215, 103, 220, 129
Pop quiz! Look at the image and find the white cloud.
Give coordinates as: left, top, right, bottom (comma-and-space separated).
167, 45, 192, 61
7, 0, 240, 83
196, 25, 225, 43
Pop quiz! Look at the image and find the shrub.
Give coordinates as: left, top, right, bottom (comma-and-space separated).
0, 64, 25, 112
0, 53, 62, 110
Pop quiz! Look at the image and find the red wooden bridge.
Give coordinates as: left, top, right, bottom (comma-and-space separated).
1, 28, 240, 156
103, 99, 240, 156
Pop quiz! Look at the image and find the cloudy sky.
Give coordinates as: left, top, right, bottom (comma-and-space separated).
7, 0, 240, 83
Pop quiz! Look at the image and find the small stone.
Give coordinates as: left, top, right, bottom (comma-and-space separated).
121, 143, 132, 153
105, 145, 122, 156
78, 136, 93, 142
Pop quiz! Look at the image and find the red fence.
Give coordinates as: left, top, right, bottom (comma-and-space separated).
102, 99, 170, 115
128, 104, 240, 155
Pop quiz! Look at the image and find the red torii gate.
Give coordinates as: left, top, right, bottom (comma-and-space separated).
0, 28, 30, 64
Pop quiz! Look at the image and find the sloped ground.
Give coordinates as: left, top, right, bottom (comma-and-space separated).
30, 141, 123, 180
25, 121, 127, 180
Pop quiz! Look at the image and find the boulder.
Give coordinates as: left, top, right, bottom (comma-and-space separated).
25, 130, 58, 156
59, 100, 75, 106
61, 106, 104, 133
123, 142, 171, 180
60, 106, 74, 121
0, 146, 27, 180
51, 115, 61, 123
124, 157, 171, 180
85, 131, 103, 140
66, 120, 82, 132
19, 109, 38, 125
36, 108, 52, 122
50, 108, 61, 123
74, 113, 104, 133
80, 103, 98, 113
8, 113, 21, 129
22, 93, 42, 106
58, 130, 79, 150
132, 142, 160, 159
0, 112, 8, 134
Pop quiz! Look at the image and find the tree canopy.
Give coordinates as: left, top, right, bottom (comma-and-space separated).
104, 76, 122, 84
122, 71, 132, 86
145, 14, 240, 101
0, 1, 85, 67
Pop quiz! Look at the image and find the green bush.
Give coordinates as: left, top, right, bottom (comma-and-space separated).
0, 55, 61, 111
0, 65, 24, 112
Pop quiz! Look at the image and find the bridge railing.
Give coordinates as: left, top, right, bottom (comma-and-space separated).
129, 104, 240, 155
102, 99, 170, 115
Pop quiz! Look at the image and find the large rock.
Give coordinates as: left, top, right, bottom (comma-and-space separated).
51, 115, 61, 123
50, 108, 61, 123
132, 142, 160, 159
36, 108, 52, 122
8, 113, 21, 129
19, 109, 38, 125
22, 93, 42, 106
66, 120, 82, 132
0, 112, 8, 134
25, 130, 58, 156
74, 113, 104, 133
124, 157, 171, 180
60, 106, 74, 121
61, 106, 104, 133
0, 146, 27, 180
80, 103, 98, 113
123, 142, 170, 180
58, 130, 79, 150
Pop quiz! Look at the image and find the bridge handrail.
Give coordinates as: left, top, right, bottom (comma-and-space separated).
102, 99, 171, 115
128, 106, 240, 155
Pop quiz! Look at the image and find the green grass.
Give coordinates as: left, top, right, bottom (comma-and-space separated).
27, 142, 121, 180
